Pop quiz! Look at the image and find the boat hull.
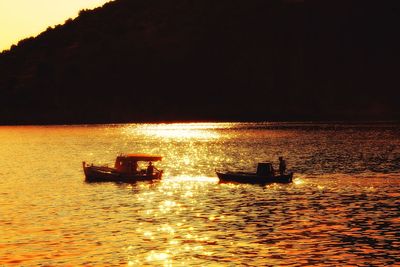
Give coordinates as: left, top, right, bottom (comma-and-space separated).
83, 165, 162, 183
216, 171, 293, 184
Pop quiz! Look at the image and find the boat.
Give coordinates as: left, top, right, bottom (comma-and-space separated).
83, 153, 163, 183
216, 162, 293, 184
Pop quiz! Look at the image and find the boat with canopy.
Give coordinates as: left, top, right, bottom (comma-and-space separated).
83, 153, 163, 183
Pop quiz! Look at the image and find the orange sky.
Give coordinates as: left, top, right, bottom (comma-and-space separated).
0, 0, 112, 52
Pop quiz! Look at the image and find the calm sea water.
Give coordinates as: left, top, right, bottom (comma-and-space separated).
0, 122, 399, 266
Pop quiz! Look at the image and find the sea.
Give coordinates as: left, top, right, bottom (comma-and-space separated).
0, 122, 399, 266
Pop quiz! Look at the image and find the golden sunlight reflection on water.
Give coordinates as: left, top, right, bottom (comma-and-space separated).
0, 122, 399, 266
123, 122, 233, 140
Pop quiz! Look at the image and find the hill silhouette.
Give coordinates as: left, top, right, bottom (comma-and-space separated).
0, 0, 399, 124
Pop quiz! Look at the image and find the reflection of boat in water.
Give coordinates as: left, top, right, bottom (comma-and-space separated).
216, 162, 293, 184
83, 154, 163, 183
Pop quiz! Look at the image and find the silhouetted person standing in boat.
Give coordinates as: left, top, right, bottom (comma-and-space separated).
279, 157, 286, 175
146, 162, 154, 176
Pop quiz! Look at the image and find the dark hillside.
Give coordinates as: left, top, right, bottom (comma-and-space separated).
0, 0, 399, 124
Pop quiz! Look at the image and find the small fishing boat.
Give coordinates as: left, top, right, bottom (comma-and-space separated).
216, 162, 293, 184
83, 153, 163, 183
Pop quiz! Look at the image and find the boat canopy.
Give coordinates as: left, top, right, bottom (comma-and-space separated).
257, 162, 274, 176
119, 153, 162, 162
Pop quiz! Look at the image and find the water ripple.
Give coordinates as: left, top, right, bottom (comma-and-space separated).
0, 123, 399, 266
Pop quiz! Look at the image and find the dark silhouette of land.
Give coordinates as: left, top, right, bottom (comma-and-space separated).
0, 0, 399, 125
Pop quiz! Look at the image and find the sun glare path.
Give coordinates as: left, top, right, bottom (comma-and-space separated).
123, 173, 221, 266
164, 176, 219, 183
123, 122, 236, 139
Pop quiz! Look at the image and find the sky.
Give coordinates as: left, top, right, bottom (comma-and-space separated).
0, 0, 112, 52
